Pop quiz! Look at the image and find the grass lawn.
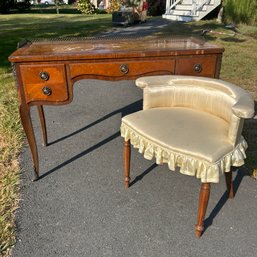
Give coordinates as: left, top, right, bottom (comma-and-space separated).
0, 11, 113, 257
0, 11, 257, 256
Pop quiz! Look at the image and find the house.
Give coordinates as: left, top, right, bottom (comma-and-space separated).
90, 1, 165, 13
163, 0, 221, 21
91, 0, 110, 9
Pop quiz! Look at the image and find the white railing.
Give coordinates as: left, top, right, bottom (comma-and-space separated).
192, 0, 211, 15
164, 0, 221, 20
165, 0, 220, 16
166, 0, 183, 12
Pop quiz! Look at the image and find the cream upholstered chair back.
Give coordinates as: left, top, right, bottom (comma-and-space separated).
121, 75, 255, 237
136, 76, 255, 146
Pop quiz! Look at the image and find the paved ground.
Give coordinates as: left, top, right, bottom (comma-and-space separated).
12, 19, 257, 257
99, 17, 172, 37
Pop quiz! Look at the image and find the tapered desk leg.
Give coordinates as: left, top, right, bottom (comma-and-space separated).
37, 105, 48, 147
124, 140, 131, 188
195, 183, 211, 237
225, 169, 234, 199
19, 104, 39, 181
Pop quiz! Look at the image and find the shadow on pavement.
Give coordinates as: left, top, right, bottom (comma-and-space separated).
38, 99, 142, 180
130, 163, 158, 187
48, 99, 142, 146
203, 168, 246, 234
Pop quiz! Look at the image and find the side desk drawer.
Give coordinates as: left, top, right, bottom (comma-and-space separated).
175, 55, 217, 77
69, 60, 175, 79
20, 64, 68, 103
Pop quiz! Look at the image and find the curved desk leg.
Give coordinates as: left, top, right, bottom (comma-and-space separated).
37, 105, 48, 147
19, 104, 39, 181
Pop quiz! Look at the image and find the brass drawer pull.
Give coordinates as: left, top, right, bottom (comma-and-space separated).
120, 64, 129, 74
39, 71, 50, 81
42, 86, 52, 96
194, 64, 202, 73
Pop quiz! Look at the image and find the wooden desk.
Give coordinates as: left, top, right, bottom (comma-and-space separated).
8, 36, 224, 180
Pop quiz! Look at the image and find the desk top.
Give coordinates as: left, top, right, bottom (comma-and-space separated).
9, 36, 223, 63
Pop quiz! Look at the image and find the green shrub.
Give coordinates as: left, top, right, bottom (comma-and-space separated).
124, 0, 140, 7
107, 0, 122, 13
77, 0, 96, 14
16, 0, 30, 10
224, 0, 257, 25
148, 0, 165, 16
0, 0, 13, 13
0, 0, 30, 13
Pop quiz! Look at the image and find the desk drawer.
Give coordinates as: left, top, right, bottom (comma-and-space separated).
69, 60, 175, 79
175, 55, 217, 77
20, 64, 68, 103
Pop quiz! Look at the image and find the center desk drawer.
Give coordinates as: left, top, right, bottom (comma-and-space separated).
20, 64, 68, 103
69, 60, 175, 79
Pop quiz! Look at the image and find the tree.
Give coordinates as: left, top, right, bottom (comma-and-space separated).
77, 0, 96, 14
54, 0, 60, 14
107, 0, 122, 13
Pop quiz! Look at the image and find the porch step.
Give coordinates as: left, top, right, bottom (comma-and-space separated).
162, 14, 194, 22
163, 0, 221, 22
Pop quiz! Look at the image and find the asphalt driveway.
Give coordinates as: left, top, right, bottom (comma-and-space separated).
11, 19, 257, 257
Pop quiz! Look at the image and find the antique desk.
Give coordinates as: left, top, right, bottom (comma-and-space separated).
8, 37, 224, 180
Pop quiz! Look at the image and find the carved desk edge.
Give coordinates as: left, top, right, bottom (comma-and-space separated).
9, 36, 224, 107
8, 36, 224, 180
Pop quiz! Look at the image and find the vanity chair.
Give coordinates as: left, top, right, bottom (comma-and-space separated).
120, 75, 255, 237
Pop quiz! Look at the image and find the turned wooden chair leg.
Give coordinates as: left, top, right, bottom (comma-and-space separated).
225, 168, 234, 199
124, 140, 131, 188
195, 183, 211, 237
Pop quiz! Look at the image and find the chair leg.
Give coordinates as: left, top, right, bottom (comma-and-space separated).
225, 169, 234, 199
195, 183, 211, 237
124, 140, 131, 188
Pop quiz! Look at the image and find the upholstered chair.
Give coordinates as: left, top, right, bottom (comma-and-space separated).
120, 75, 255, 237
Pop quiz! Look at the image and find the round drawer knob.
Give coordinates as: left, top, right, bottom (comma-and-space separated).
39, 71, 50, 81
194, 64, 202, 73
42, 86, 52, 96
120, 64, 129, 74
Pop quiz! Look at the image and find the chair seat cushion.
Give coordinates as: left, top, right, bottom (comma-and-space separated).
121, 107, 247, 183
